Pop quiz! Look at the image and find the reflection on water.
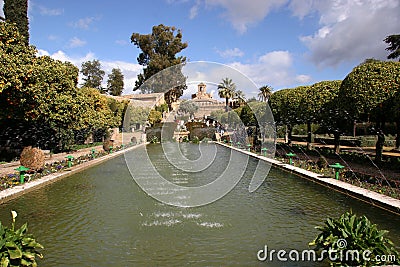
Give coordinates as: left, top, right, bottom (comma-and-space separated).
0, 143, 399, 266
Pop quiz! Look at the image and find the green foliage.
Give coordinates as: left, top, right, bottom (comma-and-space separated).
258, 85, 273, 102
0, 211, 43, 267
191, 136, 199, 144
210, 110, 225, 123
124, 105, 151, 131
149, 135, 159, 143
148, 109, 162, 125
3, 0, 29, 44
106, 97, 128, 128
218, 77, 236, 111
269, 86, 305, 126
0, 21, 36, 97
80, 59, 105, 91
239, 104, 256, 126
178, 100, 198, 116
107, 68, 124, 96
309, 211, 400, 266
131, 24, 187, 93
155, 103, 168, 113
302, 80, 341, 124
384, 34, 400, 61
339, 61, 400, 119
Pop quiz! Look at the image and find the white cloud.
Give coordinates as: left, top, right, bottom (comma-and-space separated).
204, 0, 288, 33
296, 0, 400, 66
115, 39, 128, 46
68, 37, 86, 48
216, 47, 244, 58
39, 6, 63, 16
189, 3, 199, 19
101, 60, 143, 94
259, 50, 292, 66
70, 17, 98, 30
227, 51, 311, 93
180, 57, 310, 100
48, 35, 58, 41
0, 1, 4, 18
295, 74, 312, 84
36, 49, 142, 95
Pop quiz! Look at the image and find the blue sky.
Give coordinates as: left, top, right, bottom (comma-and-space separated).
1, 0, 399, 98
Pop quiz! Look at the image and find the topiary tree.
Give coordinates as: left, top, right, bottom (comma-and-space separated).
19, 146, 45, 171
178, 99, 198, 118
338, 61, 400, 162
269, 87, 305, 145
3, 0, 29, 45
301, 80, 342, 150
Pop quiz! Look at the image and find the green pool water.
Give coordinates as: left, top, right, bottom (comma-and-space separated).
0, 143, 399, 266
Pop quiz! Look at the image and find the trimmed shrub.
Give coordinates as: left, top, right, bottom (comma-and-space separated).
19, 147, 45, 171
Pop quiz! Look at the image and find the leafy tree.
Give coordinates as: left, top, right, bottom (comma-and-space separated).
218, 77, 236, 111
389, 91, 400, 149
338, 61, 400, 162
258, 85, 273, 102
301, 81, 341, 150
178, 99, 198, 117
124, 105, 151, 131
384, 34, 400, 61
131, 24, 187, 109
107, 68, 124, 96
3, 0, 29, 44
232, 89, 246, 108
0, 22, 36, 113
239, 104, 256, 126
148, 109, 162, 125
0, 21, 122, 152
80, 59, 105, 92
270, 87, 305, 145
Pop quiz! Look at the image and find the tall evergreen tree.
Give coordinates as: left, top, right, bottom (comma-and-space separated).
107, 68, 124, 96
384, 34, 400, 61
131, 24, 188, 92
131, 24, 188, 110
80, 59, 105, 92
3, 0, 29, 44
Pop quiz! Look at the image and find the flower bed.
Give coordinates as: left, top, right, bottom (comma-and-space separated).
0, 143, 135, 191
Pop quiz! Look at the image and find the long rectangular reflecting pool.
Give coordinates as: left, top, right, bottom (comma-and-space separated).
0, 143, 399, 266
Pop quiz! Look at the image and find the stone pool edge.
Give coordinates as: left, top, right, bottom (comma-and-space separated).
0, 143, 146, 205
216, 142, 400, 216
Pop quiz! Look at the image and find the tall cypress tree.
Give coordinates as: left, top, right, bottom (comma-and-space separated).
3, 0, 29, 44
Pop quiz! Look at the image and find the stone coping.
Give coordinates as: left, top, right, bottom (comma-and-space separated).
2, 141, 400, 216
216, 142, 400, 216
0, 143, 146, 205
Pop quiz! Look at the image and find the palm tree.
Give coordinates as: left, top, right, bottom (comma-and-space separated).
258, 85, 273, 102
218, 77, 236, 111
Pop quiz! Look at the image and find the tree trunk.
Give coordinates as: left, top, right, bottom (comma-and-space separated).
333, 130, 341, 154
225, 97, 229, 112
396, 118, 400, 150
353, 120, 357, 137
375, 129, 385, 163
285, 124, 292, 145
307, 120, 312, 150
